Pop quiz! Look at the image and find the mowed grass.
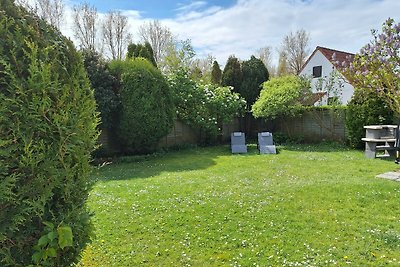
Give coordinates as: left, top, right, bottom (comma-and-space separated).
77, 144, 400, 266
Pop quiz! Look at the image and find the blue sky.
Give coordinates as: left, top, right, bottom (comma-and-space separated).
75, 0, 235, 19
62, 0, 400, 66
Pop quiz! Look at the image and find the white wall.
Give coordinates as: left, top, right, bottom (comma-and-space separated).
300, 50, 354, 105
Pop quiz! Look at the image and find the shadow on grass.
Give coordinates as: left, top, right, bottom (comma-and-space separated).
92, 143, 286, 182
91, 146, 228, 181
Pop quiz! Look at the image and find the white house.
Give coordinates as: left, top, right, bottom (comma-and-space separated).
299, 46, 355, 105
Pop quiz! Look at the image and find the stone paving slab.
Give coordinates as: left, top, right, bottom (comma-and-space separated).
376, 172, 400, 181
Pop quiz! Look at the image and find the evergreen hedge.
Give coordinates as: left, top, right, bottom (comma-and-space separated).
82, 50, 119, 130
110, 58, 174, 154
0, 1, 99, 266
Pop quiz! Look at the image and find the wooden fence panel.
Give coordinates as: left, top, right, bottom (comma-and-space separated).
272, 109, 346, 142
97, 110, 347, 155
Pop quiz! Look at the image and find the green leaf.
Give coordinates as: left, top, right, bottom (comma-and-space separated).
47, 231, 57, 241
38, 235, 49, 247
47, 247, 57, 257
57, 225, 73, 249
50, 239, 58, 248
43, 221, 54, 230
32, 251, 42, 264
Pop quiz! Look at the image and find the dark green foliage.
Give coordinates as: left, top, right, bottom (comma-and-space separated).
0, 1, 98, 266
240, 55, 269, 108
126, 41, 157, 67
211, 60, 222, 85
346, 88, 394, 148
221, 55, 242, 93
81, 50, 119, 129
109, 58, 174, 154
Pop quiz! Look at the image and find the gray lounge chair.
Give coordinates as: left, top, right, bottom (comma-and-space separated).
231, 132, 247, 153
258, 132, 276, 154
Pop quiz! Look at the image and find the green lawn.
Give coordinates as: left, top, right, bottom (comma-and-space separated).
77, 144, 400, 266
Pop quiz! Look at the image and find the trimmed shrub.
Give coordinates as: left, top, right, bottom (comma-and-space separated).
346, 88, 394, 148
109, 58, 174, 153
0, 2, 99, 266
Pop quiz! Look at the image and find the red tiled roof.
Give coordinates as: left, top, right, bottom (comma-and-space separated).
317, 46, 354, 67
300, 46, 355, 73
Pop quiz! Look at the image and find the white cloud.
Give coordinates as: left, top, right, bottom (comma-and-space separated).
175, 1, 208, 13
57, 0, 400, 66
161, 0, 400, 66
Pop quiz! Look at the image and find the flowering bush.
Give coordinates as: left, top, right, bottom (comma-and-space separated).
342, 18, 400, 115
169, 69, 245, 140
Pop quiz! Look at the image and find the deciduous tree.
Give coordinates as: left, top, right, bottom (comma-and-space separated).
256, 46, 275, 76
191, 54, 215, 82
161, 39, 196, 75
73, 3, 98, 51
138, 20, 174, 65
21, 0, 65, 29
279, 29, 310, 74
102, 11, 131, 60
343, 18, 400, 115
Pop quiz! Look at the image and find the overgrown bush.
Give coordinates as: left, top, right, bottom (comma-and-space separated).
109, 58, 174, 154
169, 69, 245, 144
346, 88, 394, 148
252, 75, 312, 119
0, 2, 98, 266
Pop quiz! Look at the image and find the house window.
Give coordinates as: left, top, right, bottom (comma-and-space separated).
313, 66, 322, 78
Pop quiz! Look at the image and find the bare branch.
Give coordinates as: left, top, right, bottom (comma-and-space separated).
138, 20, 174, 64
35, 0, 64, 30
256, 46, 274, 75
280, 29, 311, 75
102, 11, 131, 60
73, 3, 98, 51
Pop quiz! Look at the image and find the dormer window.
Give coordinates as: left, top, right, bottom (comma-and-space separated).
313, 66, 322, 78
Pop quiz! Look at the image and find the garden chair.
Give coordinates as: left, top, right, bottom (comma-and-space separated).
231, 132, 247, 153
258, 132, 276, 154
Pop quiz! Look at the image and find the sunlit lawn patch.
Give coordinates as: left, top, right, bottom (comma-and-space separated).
77, 144, 400, 266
